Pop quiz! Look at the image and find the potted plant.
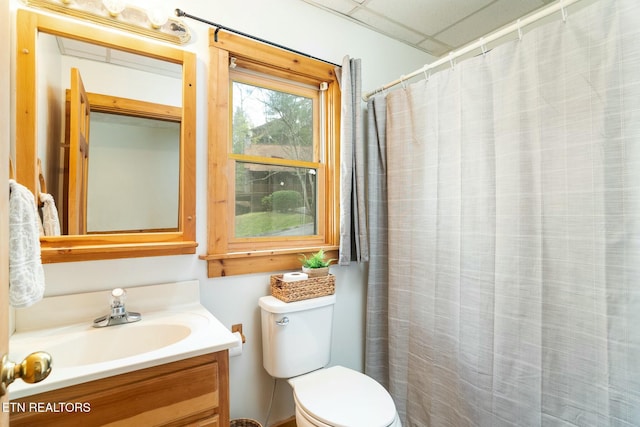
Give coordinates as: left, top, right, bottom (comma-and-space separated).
300, 249, 335, 277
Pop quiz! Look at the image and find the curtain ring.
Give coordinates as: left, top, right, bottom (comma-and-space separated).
400, 75, 407, 89
560, 0, 568, 22
448, 52, 455, 70
517, 19, 523, 41
480, 37, 487, 56
423, 67, 430, 92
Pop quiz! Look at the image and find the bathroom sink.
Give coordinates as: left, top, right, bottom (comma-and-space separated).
31, 322, 192, 368
8, 281, 238, 399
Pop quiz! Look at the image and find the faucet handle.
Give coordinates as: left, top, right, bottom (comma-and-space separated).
93, 288, 141, 328
111, 288, 126, 309
112, 288, 125, 298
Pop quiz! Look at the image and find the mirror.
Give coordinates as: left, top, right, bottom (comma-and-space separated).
15, 9, 196, 262
62, 71, 182, 235
81, 99, 181, 234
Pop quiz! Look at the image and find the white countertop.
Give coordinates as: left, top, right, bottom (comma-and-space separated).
9, 281, 237, 399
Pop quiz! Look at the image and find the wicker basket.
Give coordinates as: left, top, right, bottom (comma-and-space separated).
230, 419, 262, 427
270, 274, 335, 303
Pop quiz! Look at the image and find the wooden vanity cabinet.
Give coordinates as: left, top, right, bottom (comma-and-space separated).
10, 350, 229, 426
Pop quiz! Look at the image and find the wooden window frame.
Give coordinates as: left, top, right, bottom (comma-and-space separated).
202, 31, 340, 277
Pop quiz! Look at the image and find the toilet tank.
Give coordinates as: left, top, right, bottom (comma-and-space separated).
259, 294, 336, 378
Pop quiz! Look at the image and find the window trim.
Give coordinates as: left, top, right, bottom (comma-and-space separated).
202, 31, 340, 277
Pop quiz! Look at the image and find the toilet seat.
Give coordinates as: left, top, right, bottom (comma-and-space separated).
289, 366, 397, 427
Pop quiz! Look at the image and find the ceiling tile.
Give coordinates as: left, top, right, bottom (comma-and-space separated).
436, 0, 548, 47
55, 35, 181, 78
110, 50, 182, 77
418, 38, 452, 57
365, 0, 495, 36
299, 0, 556, 56
303, 0, 361, 14
351, 7, 427, 45
57, 36, 109, 61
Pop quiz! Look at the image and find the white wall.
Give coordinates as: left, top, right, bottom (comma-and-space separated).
37, 31, 63, 200
10, 0, 433, 422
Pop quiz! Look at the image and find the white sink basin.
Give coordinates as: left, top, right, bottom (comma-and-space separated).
45, 323, 191, 368
19, 317, 197, 369
9, 281, 238, 399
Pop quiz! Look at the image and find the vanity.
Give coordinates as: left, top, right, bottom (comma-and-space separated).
10, 352, 228, 426
8, 281, 237, 426
5, 5, 229, 424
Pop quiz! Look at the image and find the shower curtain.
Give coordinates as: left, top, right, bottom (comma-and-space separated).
365, 0, 640, 425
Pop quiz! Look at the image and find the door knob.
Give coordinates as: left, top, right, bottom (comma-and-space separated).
1, 352, 52, 396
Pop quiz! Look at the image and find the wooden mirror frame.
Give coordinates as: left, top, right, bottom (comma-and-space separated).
15, 9, 197, 263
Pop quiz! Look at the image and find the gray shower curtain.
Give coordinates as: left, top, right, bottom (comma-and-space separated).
365, 94, 389, 386
364, 0, 640, 425
338, 56, 367, 265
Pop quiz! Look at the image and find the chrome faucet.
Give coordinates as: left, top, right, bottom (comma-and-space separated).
93, 288, 141, 328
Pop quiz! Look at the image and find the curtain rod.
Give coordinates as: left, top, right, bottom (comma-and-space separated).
362, 0, 581, 101
174, 9, 340, 67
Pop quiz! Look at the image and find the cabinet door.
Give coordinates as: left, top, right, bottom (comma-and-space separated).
10, 352, 228, 426
67, 67, 90, 235
193, 414, 219, 427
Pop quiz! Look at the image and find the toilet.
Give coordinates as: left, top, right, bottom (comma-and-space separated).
259, 294, 401, 427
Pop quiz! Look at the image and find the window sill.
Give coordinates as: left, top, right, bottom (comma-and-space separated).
200, 246, 338, 278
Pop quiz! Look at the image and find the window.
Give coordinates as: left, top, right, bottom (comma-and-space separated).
204, 31, 340, 277
231, 74, 319, 238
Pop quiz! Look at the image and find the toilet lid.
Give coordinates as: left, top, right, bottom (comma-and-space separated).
291, 366, 397, 427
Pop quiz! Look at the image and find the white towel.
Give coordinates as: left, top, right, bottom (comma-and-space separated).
9, 180, 45, 308
39, 193, 61, 236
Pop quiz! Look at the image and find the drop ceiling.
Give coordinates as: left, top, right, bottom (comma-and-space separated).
301, 0, 555, 57
50, 33, 182, 78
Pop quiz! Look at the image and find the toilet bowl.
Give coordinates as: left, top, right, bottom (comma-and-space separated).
259, 295, 402, 427
289, 366, 401, 427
